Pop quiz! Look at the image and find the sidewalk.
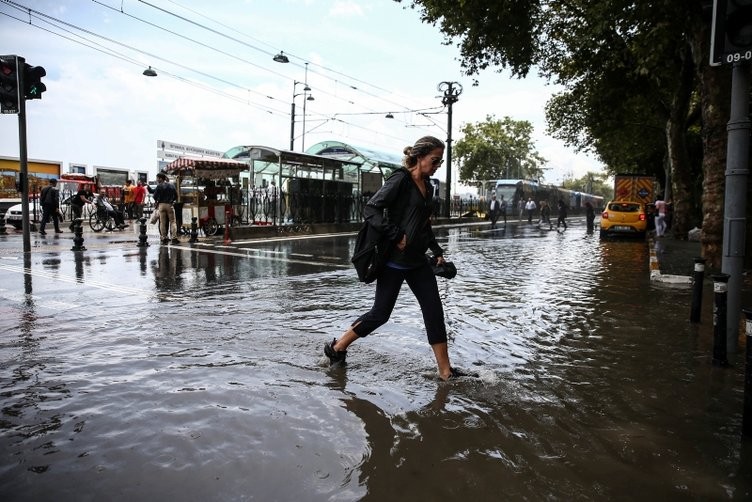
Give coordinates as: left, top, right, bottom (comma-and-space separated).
649, 234, 703, 283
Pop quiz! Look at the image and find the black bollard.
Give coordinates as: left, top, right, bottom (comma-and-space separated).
0, 210, 6, 235
711, 273, 730, 367
742, 308, 752, 437
190, 216, 198, 243
71, 217, 86, 251
137, 217, 149, 247
690, 257, 706, 323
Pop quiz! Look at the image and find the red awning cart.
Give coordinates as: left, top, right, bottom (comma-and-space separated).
165, 156, 248, 236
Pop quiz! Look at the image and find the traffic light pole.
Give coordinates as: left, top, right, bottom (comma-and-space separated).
14, 56, 31, 255
722, 62, 751, 354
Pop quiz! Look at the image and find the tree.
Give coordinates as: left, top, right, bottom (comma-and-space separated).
395, 0, 730, 265
561, 172, 613, 201
454, 116, 546, 189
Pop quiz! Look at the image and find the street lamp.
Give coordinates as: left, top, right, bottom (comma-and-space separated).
438, 81, 462, 218
289, 63, 314, 151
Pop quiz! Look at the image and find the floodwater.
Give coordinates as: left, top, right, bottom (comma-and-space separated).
0, 222, 750, 501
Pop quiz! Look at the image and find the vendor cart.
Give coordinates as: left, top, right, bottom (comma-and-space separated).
165, 156, 248, 236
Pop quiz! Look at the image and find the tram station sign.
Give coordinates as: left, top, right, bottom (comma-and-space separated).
156, 140, 224, 161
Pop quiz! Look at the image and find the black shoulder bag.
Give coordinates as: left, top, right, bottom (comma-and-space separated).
351, 170, 410, 283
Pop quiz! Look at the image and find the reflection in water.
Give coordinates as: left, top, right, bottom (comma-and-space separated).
151, 246, 184, 293
74, 251, 85, 281
139, 247, 148, 276
0, 226, 749, 500
23, 253, 31, 295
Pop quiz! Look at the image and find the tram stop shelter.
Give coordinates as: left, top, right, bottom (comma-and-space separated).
222, 145, 365, 225
305, 140, 403, 197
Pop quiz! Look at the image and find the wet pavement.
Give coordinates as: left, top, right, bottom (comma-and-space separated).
1, 218, 751, 501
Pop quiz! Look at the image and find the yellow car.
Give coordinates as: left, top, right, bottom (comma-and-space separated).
599, 200, 647, 238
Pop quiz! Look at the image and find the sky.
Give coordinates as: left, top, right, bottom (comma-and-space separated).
0, 0, 604, 191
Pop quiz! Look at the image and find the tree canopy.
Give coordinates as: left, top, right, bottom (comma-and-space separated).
395, 0, 730, 264
454, 115, 546, 187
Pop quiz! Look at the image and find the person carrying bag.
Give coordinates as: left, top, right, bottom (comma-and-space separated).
327, 136, 475, 381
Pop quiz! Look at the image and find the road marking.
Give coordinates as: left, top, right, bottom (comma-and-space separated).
0, 264, 151, 297
166, 244, 350, 268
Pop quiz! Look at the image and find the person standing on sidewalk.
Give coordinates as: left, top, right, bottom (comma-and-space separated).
488, 194, 501, 229
122, 179, 135, 219
654, 196, 667, 237
499, 195, 507, 227
324, 135, 473, 381
133, 180, 147, 220
153, 173, 179, 244
39, 178, 62, 235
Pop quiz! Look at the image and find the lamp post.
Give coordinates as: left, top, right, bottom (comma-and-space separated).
289, 63, 314, 152
438, 81, 462, 218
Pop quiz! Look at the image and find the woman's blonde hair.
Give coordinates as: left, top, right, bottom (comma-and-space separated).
402, 136, 444, 169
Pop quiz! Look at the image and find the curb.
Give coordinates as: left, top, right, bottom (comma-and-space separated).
648, 237, 692, 285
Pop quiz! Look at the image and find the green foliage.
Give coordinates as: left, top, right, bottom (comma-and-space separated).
561, 171, 613, 200
453, 115, 547, 187
397, 0, 706, 181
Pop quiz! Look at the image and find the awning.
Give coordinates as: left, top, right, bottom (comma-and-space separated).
165, 156, 248, 179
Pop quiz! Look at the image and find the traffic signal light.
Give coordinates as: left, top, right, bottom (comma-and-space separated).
711, 0, 752, 66
0, 55, 20, 114
23, 64, 46, 100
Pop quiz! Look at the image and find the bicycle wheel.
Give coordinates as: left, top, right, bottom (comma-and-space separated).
202, 218, 219, 236
89, 212, 104, 232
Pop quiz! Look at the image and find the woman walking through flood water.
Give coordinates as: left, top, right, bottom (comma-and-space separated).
324, 136, 472, 381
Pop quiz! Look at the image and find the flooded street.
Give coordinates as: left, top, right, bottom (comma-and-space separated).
1, 222, 750, 501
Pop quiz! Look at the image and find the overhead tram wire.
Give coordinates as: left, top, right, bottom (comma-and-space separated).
118, 0, 443, 135
92, 0, 291, 81
161, 0, 439, 115
1, 0, 289, 116
93, 0, 410, 119
2, 0, 444, 149
0, 7, 288, 117
131, 0, 438, 118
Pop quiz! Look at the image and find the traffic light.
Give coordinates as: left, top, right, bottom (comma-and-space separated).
0, 55, 20, 114
23, 64, 46, 100
711, 0, 752, 66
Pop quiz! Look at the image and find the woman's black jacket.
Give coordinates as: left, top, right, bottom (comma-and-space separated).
364, 168, 443, 268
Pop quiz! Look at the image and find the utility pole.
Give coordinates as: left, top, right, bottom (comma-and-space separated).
438, 81, 462, 218
710, 1, 752, 353
721, 62, 750, 353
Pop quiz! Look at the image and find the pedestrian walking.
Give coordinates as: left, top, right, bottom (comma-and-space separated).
499, 195, 507, 227
585, 201, 596, 233
68, 185, 93, 231
654, 196, 667, 237
39, 178, 62, 235
556, 199, 568, 230
153, 173, 179, 244
488, 194, 501, 229
539, 201, 552, 229
518, 198, 525, 221
324, 135, 473, 381
525, 197, 537, 224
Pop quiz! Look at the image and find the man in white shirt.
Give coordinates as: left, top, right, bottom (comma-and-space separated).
525, 197, 537, 224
